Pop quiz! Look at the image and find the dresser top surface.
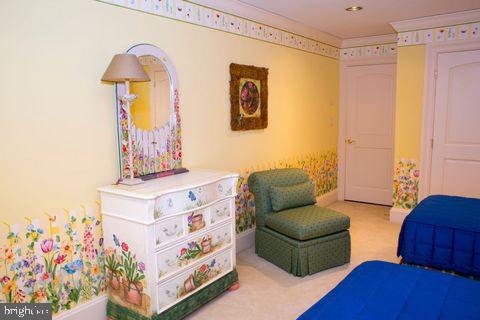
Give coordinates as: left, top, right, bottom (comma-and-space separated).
98, 169, 238, 199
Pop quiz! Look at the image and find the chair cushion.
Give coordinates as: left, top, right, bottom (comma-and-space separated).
270, 181, 316, 212
265, 205, 350, 241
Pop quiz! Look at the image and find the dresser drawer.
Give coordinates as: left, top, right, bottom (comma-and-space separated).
154, 216, 184, 247
154, 185, 208, 218
154, 178, 235, 218
157, 249, 233, 312
210, 199, 232, 225
156, 223, 233, 280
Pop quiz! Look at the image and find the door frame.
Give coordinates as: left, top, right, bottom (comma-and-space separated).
338, 55, 397, 201
418, 40, 480, 201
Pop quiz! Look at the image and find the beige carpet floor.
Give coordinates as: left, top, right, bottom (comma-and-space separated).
187, 201, 402, 320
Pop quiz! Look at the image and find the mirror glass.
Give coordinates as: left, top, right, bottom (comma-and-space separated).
130, 55, 171, 130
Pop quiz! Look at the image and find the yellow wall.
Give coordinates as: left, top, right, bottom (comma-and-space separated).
1, 0, 338, 311
0, 0, 338, 218
392, 45, 425, 209
394, 45, 426, 160
131, 65, 153, 131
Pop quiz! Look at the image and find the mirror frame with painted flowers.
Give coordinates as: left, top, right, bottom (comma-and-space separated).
115, 44, 182, 180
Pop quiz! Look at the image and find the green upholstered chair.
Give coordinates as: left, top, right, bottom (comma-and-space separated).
248, 168, 351, 277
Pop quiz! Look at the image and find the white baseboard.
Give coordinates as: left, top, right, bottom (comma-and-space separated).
236, 228, 255, 252
316, 189, 338, 207
389, 207, 411, 223
53, 295, 107, 320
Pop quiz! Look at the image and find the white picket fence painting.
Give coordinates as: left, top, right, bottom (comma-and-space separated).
131, 121, 172, 176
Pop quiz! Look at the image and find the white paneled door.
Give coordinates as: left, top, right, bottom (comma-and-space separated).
430, 50, 480, 198
345, 64, 396, 205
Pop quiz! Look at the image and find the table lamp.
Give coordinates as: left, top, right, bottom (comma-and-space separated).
102, 54, 150, 185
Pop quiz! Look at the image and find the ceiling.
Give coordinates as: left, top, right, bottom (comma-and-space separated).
236, 0, 480, 39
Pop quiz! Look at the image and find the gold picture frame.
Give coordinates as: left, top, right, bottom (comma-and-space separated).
230, 63, 268, 130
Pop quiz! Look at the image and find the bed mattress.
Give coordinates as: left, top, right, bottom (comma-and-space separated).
397, 195, 480, 277
297, 260, 480, 320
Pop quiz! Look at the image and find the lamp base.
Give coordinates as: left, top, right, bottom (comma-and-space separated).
119, 178, 144, 186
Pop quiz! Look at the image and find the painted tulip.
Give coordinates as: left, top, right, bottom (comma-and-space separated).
121, 242, 129, 252
413, 170, 420, 178
40, 239, 54, 253
54, 254, 66, 265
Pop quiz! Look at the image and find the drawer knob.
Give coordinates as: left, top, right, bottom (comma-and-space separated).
165, 258, 177, 267
163, 224, 178, 237
165, 290, 176, 298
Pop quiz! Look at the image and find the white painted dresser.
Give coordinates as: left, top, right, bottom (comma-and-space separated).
99, 170, 238, 318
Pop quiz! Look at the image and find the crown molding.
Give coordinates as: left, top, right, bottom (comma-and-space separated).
188, 0, 342, 47
341, 33, 397, 48
390, 9, 480, 32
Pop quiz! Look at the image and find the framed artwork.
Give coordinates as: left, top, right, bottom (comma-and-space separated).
229, 63, 268, 130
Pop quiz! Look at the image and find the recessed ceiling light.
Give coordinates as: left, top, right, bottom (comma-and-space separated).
345, 6, 363, 12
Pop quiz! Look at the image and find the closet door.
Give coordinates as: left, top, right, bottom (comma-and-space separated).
344, 64, 396, 205
430, 50, 480, 197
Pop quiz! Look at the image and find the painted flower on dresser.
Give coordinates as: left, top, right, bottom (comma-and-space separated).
0, 206, 105, 314
178, 258, 223, 297
105, 247, 122, 290
119, 241, 145, 306
393, 159, 420, 209
187, 212, 205, 233
105, 234, 149, 312
184, 189, 208, 211
176, 234, 222, 268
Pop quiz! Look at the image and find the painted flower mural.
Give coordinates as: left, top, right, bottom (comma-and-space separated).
393, 159, 420, 209
235, 175, 256, 234
0, 150, 339, 316
235, 150, 338, 234
0, 205, 105, 314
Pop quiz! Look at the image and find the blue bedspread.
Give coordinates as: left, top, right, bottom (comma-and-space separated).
297, 261, 480, 320
397, 195, 480, 277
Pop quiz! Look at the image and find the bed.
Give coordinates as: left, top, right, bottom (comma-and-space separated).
397, 195, 480, 277
297, 260, 480, 320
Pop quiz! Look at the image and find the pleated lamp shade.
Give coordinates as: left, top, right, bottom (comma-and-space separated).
102, 54, 150, 82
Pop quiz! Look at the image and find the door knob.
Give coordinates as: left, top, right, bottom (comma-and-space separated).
345, 138, 355, 144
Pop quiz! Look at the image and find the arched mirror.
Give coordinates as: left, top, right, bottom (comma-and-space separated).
115, 44, 182, 179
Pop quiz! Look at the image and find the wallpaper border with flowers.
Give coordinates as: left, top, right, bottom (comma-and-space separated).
0, 204, 106, 316
397, 21, 479, 47
235, 150, 338, 234
96, 0, 340, 59
340, 43, 397, 60
393, 158, 420, 209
